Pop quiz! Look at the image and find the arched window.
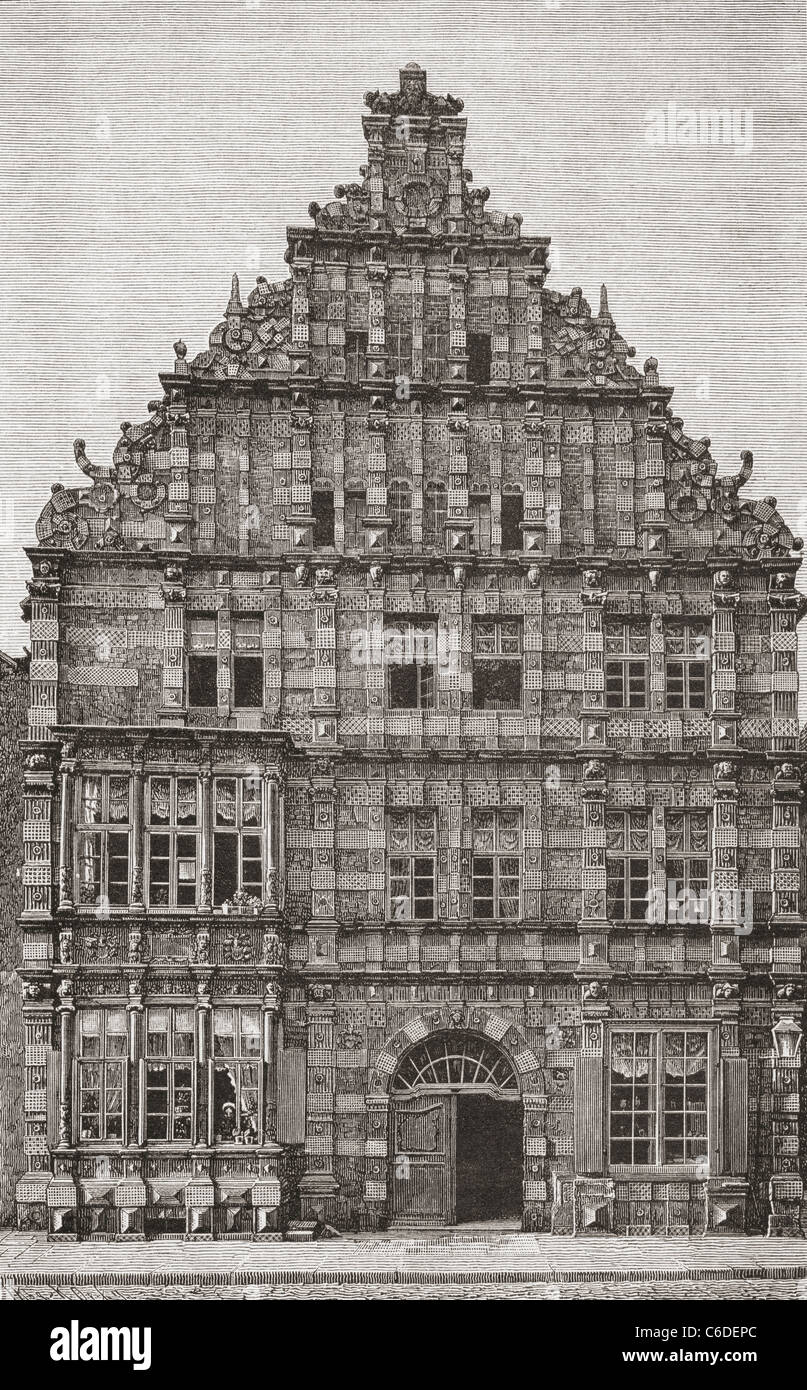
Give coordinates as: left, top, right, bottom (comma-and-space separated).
423, 481, 447, 546
388, 480, 412, 546
392, 1031, 518, 1093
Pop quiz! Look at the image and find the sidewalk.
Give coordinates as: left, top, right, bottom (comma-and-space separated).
2, 1230, 807, 1287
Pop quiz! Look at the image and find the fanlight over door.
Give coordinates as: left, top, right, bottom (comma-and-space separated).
392, 1031, 518, 1094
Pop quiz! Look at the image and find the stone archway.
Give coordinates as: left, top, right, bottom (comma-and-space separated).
363, 1010, 547, 1230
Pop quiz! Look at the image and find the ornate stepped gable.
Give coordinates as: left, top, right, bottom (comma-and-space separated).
33, 61, 802, 566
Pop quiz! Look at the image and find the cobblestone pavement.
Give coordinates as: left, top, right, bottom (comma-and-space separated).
4, 1278, 807, 1300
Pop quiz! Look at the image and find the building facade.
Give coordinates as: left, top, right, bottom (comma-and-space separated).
15, 64, 807, 1239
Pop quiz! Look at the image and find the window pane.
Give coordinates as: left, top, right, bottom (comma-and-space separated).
234, 655, 263, 707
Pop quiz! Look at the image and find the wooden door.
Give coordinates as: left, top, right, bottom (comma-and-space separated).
390, 1092, 454, 1226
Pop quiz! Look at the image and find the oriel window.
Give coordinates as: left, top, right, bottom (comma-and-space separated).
232, 614, 263, 708
388, 810, 437, 920
76, 774, 130, 909
472, 810, 521, 920
212, 1007, 261, 1144
605, 621, 649, 709
145, 1007, 195, 1142
77, 1008, 127, 1142
147, 776, 199, 908
213, 777, 263, 906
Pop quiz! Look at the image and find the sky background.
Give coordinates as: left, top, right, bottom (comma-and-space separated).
0, 0, 805, 692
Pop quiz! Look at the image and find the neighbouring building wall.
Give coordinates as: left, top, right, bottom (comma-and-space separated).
0, 653, 27, 1223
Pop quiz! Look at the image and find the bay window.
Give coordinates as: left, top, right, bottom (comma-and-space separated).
212, 1006, 261, 1143
76, 774, 130, 908
77, 1008, 127, 1142
145, 1007, 195, 1141
147, 776, 199, 908
213, 777, 263, 906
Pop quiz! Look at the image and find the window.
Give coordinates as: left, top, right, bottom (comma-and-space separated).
212, 1007, 261, 1143
145, 1007, 194, 1142
424, 321, 448, 384
469, 494, 491, 552
606, 810, 650, 921
213, 777, 263, 906
188, 615, 218, 707
385, 620, 436, 709
472, 810, 521, 920
393, 1032, 518, 1091
467, 332, 491, 385
666, 622, 709, 710
76, 774, 130, 908
346, 330, 367, 385
233, 614, 263, 708
344, 491, 366, 549
665, 811, 710, 925
605, 621, 649, 709
388, 314, 412, 380
388, 480, 412, 546
423, 482, 447, 546
312, 490, 335, 547
388, 811, 436, 920
147, 776, 199, 908
609, 1029, 709, 1168
77, 1009, 126, 1141
500, 493, 523, 551
472, 620, 522, 710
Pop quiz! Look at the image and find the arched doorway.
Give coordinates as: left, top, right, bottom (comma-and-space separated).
389, 1031, 523, 1227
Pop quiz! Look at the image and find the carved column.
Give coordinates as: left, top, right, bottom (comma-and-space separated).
770, 764, 802, 925
56, 746, 75, 915
55, 982, 75, 1150
198, 763, 212, 911
310, 569, 338, 747
306, 773, 338, 964
126, 991, 143, 1148
263, 768, 281, 915
768, 572, 801, 755
364, 407, 390, 557
159, 562, 186, 724
195, 982, 212, 1148
260, 983, 281, 1145
577, 756, 610, 975
17, 1001, 55, 1230
710, 761, 743, 972
130, 752, 145, 911
299, 984, 339, 1223
362, 1092, 390, 1231
767, 1000, 803, 1236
